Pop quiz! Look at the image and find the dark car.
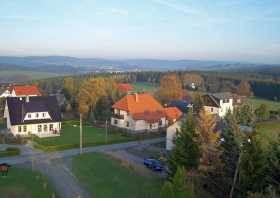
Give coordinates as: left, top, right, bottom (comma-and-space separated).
143, 158, 163, 171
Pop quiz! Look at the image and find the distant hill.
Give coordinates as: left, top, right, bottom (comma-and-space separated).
0, 56, 279, 82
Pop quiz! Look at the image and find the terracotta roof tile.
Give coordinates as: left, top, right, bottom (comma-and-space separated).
164, 107, 183, 122
12, 85, 42, 96
117, 83, 133, 93
112, 93, 163, 113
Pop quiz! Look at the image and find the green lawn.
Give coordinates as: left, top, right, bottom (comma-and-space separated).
0, 122, 6, 129
0, 168, 57, 198
34, 121, 163, 151
256, 120, 280, 146
245, 97, 280, 111
72, 153, 163, 198
131, 82, 159, 94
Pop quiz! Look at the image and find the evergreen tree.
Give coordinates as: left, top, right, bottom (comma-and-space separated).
192, 93, 204, 114
220, 112, 241, 195
239, 136, 267, 196
160, 182, 175, 198
255, 104, 269, 121
168, 113, 199, 175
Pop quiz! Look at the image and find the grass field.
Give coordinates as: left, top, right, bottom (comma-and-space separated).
256, 120, 280, 148
72, 153, 163, 198
0, 70, 61, 82
0, 168, 57, 198
0, 122, 5, 129
34, 121, 163, 151
245, 97, 280, 111
131, 82, 159, 94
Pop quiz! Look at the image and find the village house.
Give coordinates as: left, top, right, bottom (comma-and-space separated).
4, 96, 61, 138
117, 83, 134, 93
0, 85, 42, 98
111, 93, 182, 133
202, 92, 234, 118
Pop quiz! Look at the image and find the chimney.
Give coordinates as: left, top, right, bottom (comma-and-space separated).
135, 93, 138, 102
26, 96, 30, 103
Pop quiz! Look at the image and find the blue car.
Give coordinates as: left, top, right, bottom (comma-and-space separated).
143, 158, 163, 171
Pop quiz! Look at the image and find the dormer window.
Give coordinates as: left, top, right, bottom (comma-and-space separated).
42, 113, 45, 117
36, 113, 39, 118
28, 114, 31, 118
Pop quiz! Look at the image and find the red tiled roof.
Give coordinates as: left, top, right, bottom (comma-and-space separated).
112, 93, 163, 113
117, 83, 133, 93
133, 110, 165, 123
12, 85, 42, 96
164, 107, 183, 122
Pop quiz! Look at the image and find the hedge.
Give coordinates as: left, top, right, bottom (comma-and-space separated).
0, 147, 20, 158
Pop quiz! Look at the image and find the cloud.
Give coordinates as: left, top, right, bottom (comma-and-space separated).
152, 0, 196, 14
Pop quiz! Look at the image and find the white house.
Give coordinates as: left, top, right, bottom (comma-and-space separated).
203, 92, 234, 118
111, 93, 182, 133
4, 96, 61, 138
166, 120, 182, 151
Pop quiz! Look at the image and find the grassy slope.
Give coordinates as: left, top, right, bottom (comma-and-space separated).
0, 70, 60, 82
256, 120, 280, 148
0, 168, 57, 198
72, 153, 163, 198
245, 97, 280, 111
131, 82, 159, 94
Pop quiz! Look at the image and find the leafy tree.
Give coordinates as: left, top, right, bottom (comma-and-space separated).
247, 186, 280, 198
63, 76, 76, 100
255, 104, 269, 121
237, 81, 253, 97
158, 74, 182, 103
182, 73, 203, 89
192, 93, 204, 114
168, 113, 199, 175
94, 96, 113, 121
160, 182, 175, 198
235, 104, 256, 127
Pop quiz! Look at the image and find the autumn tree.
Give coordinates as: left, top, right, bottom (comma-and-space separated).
168, 113, 199, 175
237, 81, 253, 97
158, 74, 182, 103
197, 111, 221, 175
182, 73, 203, 89
63, 76, 76, 100
192, 93, 204, 114
235, 104, 256, 127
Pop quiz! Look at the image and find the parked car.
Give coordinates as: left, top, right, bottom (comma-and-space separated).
143, 158, 163, 171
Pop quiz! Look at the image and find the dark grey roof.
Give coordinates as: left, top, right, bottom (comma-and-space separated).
212, 92, 233, 100
7, 96, 61, 125
203, 92, 233, 107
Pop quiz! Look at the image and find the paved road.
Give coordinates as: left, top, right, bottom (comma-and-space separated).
0, 138, 164, 165
1, 138, 164, 198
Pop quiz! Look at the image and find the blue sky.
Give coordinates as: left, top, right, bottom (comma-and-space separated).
0, 0, 279, 63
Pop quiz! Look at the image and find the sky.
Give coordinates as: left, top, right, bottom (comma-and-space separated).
0, 0, 280, 63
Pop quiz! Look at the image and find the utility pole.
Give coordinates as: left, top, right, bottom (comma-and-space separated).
229, 150, 243, 198
80, 113, 83, 154
105, 120, 108, 144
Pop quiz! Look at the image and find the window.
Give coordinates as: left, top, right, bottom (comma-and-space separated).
49, 124, 53, 131
18, 126, 22, 132
36, 113, 39, 118
38, 125, 42, 132
150, 123, 153, 129
42, 113, 45, 117
114, 119, 118, 125
28, 114, 31, 118
159, 120, 162, 126
23, 125, 27, 132
44, 125, 47, 132
211, 107, 214, 112
126, 122, 129, 127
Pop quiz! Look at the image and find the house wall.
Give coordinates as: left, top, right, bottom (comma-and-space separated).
10, 122, 61, 137
218, 98, 233, 117
111, 108, 167, 132
204, 106, 219, 115
166, 121, 181, 151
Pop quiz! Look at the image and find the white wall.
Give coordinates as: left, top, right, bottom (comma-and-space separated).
204, 106, 219, 115
219, 98, 233, 117
10, 122, 61, 137
166, 121, 181, 151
